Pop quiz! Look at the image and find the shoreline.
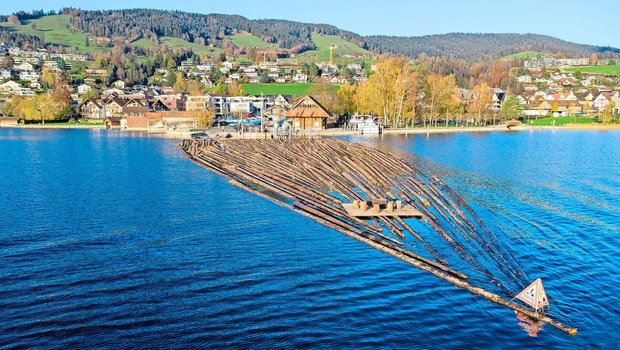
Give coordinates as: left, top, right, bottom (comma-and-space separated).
3, 123, 620, 139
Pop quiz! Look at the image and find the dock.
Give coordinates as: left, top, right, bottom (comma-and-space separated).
179, 137, 577, 336
342, 200, 423, 218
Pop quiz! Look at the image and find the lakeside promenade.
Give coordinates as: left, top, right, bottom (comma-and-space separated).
3, 123, 620, 139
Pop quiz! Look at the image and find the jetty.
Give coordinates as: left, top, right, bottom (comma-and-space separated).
179, 137, 577, 336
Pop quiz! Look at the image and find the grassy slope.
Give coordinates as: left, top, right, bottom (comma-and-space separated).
296, 33, 372, 63
564, 65, 620, 76
0, 15, 107, 54
131, 38, 156, 50
242, 83, 340, 97
231, 33, 275, 49
501, 51, 544, 61
0, 15, 221, 56
132, 37, 223, 56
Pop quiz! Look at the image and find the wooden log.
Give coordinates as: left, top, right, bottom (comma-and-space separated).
178, 138, 577, 336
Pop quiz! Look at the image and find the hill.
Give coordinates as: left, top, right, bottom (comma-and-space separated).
501, 51, 545, 61
363, 33, 618, 60
295, 33, 373, 63
230, 33, 275, 49
0, 14, 107, 53
1, 9, 618, 60
132, 37, 223, 55
564, 64, 620, 76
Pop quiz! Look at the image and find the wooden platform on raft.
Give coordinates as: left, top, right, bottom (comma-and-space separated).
342, 203, 423, 218
178, 137, 577, 336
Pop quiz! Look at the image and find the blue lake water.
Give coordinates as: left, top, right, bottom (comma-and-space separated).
0, 128, 618, 349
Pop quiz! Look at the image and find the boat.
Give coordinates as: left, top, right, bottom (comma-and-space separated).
348, 115, 381, 134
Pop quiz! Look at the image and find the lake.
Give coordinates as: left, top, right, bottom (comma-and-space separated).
1, 128, 618, 349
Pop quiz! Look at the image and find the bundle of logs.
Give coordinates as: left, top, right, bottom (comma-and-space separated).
179, 137, 576, 335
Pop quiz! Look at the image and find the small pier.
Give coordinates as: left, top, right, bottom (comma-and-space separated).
342, 200, 423, 218
179, 137, 577, 336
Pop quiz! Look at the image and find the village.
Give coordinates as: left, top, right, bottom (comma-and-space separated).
0, 42, 619, 133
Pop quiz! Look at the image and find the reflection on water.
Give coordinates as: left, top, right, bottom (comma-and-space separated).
515, 311, 544, 337
0, 128, 618, 349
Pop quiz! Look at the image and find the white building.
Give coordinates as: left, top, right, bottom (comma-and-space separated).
77, 84, 92, 95
19, 71, 41, 82
113, 80, 126, 90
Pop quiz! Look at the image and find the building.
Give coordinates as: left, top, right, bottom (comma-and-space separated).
209, 95, 229, 117
79, 99, 104, 118
0, 81, 34, 96
0, 117, 21, 126
77, 84, 92, 95
592, 92, 613, 111
84, 69, 109, 77
121, 99, 149, 117
104, 117, 125, 129
0, 69, 13, 80
140, 111, 196, 130
13, 62, 34, 71
186, 95, 211, 111
157, 94, 186, 111
113, 80, 126, 90
285, 95, 333, 130
492, 90, 506, 111
18, 71, 41, 82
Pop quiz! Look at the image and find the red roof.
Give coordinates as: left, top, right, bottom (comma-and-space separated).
285, 95, 331, 118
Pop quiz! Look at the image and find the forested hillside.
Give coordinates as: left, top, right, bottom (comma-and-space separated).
67, 8, 364, 54
1, 9, 618, 60
364, 33, 619, 60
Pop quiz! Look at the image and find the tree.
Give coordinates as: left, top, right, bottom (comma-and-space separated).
210, 83, 227, 95
186, 80, 205, 95
9, 95, 60, 124
356, 56, 418, 127
589, 53, 598, 66
422, 74, 459, 127
336, 83, 358, 117
309, 83, 339, 115
551, 103, 559, 115
7, 15, 20, 25
259, 71, 272, 83
227, 80, 244, 96
468, 82, 493, 125
499, 95, 522, 121
81, 89, 98, 102
583, 101, 592, 116
599, 102, 615, 124
192, 108, 215, 129
11, 69, 72, 123
172, 72, 187, 93
166, 70, 177, 87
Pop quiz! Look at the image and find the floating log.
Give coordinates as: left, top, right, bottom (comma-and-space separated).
179, 137, 576, 336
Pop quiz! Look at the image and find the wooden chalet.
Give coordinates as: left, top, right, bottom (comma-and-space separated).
285, 95, 333, 130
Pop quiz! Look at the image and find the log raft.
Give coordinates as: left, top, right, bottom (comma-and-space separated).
179, 137, 577, 336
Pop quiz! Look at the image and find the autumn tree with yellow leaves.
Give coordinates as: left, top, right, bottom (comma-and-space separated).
421, 74, 459, 127
192, 108, 215, 129
468, 82, 494, 125
7, 69, 71, 123
355, 57, 419, 127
